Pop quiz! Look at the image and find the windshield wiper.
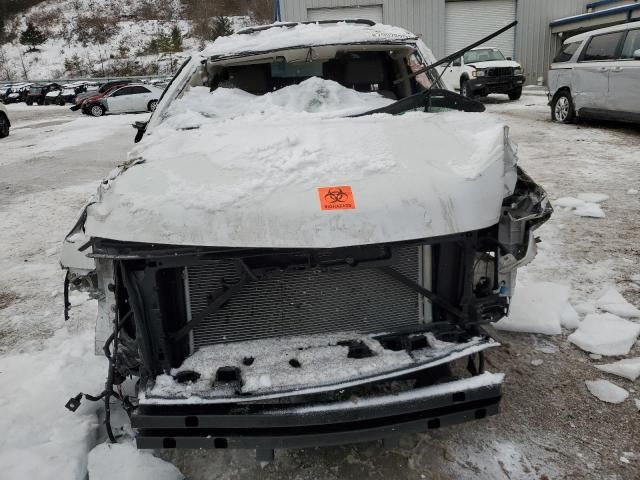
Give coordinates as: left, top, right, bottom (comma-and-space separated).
353, 89, 485, 117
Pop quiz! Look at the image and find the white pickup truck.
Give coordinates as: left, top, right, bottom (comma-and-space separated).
440, 47, 525, 100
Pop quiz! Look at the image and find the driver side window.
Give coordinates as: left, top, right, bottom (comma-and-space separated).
452, 57, 462, 67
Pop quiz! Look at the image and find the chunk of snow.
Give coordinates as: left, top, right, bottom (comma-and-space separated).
88, 441, 183, 480
568, 313, 640, 356
555, 197, 585, 209
577, 193, 609, 204
585, 380, 628, 404
627, 189, 638, 195
590, 354, 603, 360
493, 282, 569, 335
595, 358, 640, 381
574, 203, 605, 218
632, 274, 640, 283
531, 359, 544, 366
574, 302, 597, 315
560, 302, 580, 329
596, 287, 640, 318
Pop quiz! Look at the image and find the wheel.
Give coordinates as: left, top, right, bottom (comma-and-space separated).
26, 99, 33, 106
90, 104, 105, 117
148, 100, 158, 112
461, 80, 474, 99
551, 91, 575, 124
508, 86, 522, 101
56, 97, 65, 106
0, 114, 9, 138
37, 97, 44, 105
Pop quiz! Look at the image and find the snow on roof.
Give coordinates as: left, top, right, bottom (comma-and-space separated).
202, 21, 418, 59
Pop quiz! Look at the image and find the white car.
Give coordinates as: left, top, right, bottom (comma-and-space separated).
548, 22, 640, 124
91, 84, 163, 116
440, 47, 525, 100
0, 103, 10, 138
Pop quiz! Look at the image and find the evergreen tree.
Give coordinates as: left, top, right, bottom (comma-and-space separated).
210, 16, 233, 42
20, 22, 47, 51
170, 25, 182, 52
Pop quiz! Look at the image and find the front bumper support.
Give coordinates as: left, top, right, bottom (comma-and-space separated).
132, 374, 503, 452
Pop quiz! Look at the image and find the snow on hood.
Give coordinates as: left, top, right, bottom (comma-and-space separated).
203, 22, 417, 59
83, 79, 514, 248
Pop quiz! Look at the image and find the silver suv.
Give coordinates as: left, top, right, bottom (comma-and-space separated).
548, 22, 640, 124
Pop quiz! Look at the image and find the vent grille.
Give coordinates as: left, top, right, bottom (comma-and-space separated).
186, 246, 422, 349
487, 67, 514, 77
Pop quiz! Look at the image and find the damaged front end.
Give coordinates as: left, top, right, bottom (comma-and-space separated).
62, 166, 551, 457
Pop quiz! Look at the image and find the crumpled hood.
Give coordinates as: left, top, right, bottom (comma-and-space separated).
467, 60, 521, 69
82, 109, 516, 249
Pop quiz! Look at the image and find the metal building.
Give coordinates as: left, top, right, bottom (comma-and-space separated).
278, 0, 598, 84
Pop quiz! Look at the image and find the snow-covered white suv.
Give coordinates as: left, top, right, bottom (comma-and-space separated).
0, 102, 10, 138
440, 47, 525, 100
61, 20, 551, 460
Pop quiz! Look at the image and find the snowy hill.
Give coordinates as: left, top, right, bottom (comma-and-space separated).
0, 0, 252, 80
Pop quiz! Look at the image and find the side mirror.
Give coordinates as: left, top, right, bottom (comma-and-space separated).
133, 121, 148, 143
506, 57, 512, 60
634, 49, 640, 60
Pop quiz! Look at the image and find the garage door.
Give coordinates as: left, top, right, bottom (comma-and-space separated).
307, 5, 383, 23
445, 0, 516, 58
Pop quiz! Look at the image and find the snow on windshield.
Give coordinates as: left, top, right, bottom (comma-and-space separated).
159, 77, 396, 129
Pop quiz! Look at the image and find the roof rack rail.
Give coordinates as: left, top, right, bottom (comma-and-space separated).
237, 19, 376, 35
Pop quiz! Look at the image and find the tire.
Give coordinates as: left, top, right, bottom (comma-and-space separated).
56, 97, 65, 106
26, 99, 33, 106
551, 90, 576, 124
90, 104, 105, 117
508, 86, 522, 101
0, 114, 9, 138
148, 100, 158, 112
461, 80, 474, 99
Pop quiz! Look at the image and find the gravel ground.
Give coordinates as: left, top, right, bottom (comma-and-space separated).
0, 97, 638, 479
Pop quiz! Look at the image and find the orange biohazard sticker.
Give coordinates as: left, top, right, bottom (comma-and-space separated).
318, 186, 356, 211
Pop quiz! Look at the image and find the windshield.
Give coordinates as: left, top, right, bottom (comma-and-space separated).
464, 48, 505, 63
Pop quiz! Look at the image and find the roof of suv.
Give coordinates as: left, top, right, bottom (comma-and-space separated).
202, 20, 418, 60
564, 21, 640, 44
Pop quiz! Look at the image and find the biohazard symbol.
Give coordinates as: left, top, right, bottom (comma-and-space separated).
318, 186, 356, 211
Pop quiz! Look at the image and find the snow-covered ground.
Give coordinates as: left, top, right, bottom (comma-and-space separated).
0, 93, 639, 479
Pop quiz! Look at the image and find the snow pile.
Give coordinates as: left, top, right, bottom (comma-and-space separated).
88, 441, 183, 480
84, 79, 510, 249
163, 79, 396, 124
0, 329, 106, 480
595, 358, 640, 381
204, 21, 416, 58
596, 287, 640, 318
555, 192, 608, 218
493, 282, 573, 335
568, 313, 640, 356
585, 380, 629, 404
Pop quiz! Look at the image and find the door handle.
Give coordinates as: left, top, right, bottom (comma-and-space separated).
598, 67, 609, 72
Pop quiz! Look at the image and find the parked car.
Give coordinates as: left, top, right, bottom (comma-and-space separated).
88, 84, 162, 116
440, 47, 525, 100
26, 83, 61, 105
1, 83, 33, 104
73, 80, 132, 108
549, 22, 640, 124
56, 83, 88, 105
44, 87, 63, 105
61, 20, 550, 459
0, 102, 10, 138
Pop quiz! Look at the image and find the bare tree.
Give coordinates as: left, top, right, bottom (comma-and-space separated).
0, 47, 15, 80
18, 48, 29, 80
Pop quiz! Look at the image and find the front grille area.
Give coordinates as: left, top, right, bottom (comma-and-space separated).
487, 67, 514, 77
186, 246, 422, 349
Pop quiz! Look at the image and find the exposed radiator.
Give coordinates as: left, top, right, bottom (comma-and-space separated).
186, 245, 423, 349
